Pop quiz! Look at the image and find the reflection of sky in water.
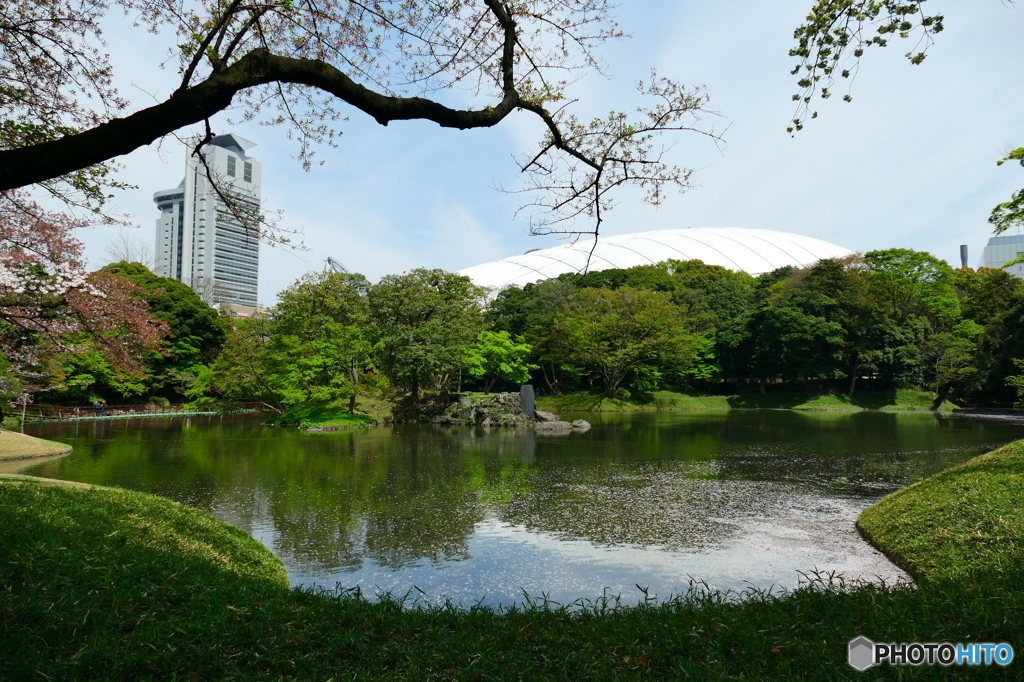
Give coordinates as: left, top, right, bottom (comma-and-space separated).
285, 492, 898, 608
21, 410, 1024, 608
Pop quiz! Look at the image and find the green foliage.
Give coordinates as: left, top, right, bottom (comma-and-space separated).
989, 147, 1024, 248
189, 272, 385, 414
553, 287, 701, 398
464, 330, 537, 392
859, 437, 1024, 581
268, 271, 375, 411
267, 406, 377, 428
486, 278, 579, 395
104, 262, 227, 363
78, 262, 228, 400
368, 268, 483, 403
788, 1, 944, 132
51, 344, 148, 401
1008, 359, 1024, 408
186, 315, 283, 411
863, 248, 960, 325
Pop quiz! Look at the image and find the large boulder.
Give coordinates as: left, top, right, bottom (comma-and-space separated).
534, 420, 573, 433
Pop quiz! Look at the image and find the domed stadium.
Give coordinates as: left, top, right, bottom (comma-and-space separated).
459, 227, 855, 293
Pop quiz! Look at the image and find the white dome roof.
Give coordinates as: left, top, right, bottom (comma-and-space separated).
459, 227, 855, 292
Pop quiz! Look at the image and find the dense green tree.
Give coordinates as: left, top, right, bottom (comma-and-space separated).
368, 269, 483, 405
552, 287, 699, 398
952, 268, 1024, 405
863, 249, 960, 326
664, 259, 756, 336
269, 272, 375, 413
40, 261, 223, 401
486, 278, 580, 395
188, 315, 282, 411
99, 262, 226, 398
465, 331, 537, 393
575, 265, 676, 292
1007, 360, 1024, 408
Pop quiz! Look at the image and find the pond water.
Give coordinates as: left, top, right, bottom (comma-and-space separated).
20, 409, 1024, 607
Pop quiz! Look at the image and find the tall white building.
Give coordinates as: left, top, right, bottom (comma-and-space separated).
153, 134, 262, 306
979, 233, 1024, 279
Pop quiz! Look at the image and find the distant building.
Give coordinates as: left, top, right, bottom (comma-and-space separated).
220, 303, 265, 318
153, 134, 262, 306
979, 233, 1024, 279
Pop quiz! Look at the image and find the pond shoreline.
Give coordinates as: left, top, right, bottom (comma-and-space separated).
3, 434, 1022, 678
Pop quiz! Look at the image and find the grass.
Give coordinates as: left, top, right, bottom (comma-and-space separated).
0, 428, 72, 460
859, 438, 1024, 583
267, 404, 378, 428
3, 437, 1024, 679
537, 387, 952, 413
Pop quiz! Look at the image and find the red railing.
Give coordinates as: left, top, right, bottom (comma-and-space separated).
16, 402, 264, 422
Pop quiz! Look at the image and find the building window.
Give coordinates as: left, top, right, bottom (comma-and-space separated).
226, 156, 236, 177
244, 162, 252, 183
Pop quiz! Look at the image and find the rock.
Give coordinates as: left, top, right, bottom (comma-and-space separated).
571, 419, 592, 432
534, 420, 573, 432
534, 410, 559, 423
520, 384, 536, 420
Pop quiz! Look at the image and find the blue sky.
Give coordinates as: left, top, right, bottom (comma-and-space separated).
78, 1, 1024, 305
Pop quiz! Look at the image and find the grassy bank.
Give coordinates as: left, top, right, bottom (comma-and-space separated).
859, 438, 1024, 582
0, 428, 72, 460
4, 438, 1024, 680
538, 387, 951, 413
266, 403, 381, 429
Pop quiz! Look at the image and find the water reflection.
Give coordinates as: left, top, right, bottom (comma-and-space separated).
21, 410, 1024, 605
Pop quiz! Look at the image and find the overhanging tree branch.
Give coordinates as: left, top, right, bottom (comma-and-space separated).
0, 48, 523, 193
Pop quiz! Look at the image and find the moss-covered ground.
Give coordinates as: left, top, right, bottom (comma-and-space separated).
3, 439, 1023, 679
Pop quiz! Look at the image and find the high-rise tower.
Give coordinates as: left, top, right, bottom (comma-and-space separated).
153, 134, 262, 306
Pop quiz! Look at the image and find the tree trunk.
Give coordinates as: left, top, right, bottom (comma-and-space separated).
931, 384, 950, 411
541, 363, 562, 396
348, 366, 359, 414
847, 361, 859, 397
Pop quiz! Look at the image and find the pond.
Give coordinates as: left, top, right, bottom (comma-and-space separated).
20, 409, 1024, 607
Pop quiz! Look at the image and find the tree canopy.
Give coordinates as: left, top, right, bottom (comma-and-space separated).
0, 0, 721, 236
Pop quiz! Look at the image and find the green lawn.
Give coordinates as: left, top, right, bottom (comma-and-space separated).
266, 404, 378, 428
3, 438, 1023, 679
538, 387, 952, 413
0, 428, 72, 460
859, 438, 1024, 582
